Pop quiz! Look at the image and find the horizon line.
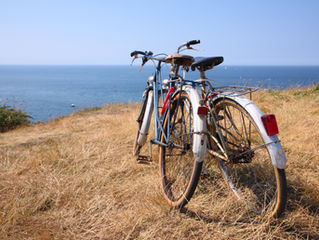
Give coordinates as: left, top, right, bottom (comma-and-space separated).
1, 64, 319, 67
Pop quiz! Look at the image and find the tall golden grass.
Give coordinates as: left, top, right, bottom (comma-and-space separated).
0, 87, 318, 239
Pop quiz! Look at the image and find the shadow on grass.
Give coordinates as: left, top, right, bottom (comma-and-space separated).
179, 171, 319, 239
286, 178, 319, 216
179, 207, 214, 224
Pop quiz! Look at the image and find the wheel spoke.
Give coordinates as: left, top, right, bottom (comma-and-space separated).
224, 104, 247, 145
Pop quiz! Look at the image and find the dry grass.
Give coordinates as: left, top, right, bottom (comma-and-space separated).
0, 87, 318, 240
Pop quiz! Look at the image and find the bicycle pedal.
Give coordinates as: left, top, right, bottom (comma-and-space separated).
136, 155, 152, 164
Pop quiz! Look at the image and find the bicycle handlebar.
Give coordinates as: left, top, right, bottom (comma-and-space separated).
188, 40, 200, 45
131, 40, 200, 57
177, 40, 200, 53
130, 51, 145, 57
130, 51, 153, 57
130, 40, 201, 71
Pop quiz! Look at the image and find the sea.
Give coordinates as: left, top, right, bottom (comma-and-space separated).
1, 65, 319, 122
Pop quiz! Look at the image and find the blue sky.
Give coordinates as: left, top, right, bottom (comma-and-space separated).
0, 0, 318, 65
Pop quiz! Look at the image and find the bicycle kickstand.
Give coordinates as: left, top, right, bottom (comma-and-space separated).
200, 161, 209, 179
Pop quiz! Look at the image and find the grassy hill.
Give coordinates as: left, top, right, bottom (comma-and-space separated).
0, 87, 318, 239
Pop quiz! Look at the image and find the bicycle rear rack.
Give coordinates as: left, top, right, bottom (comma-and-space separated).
212, 86, 259, 97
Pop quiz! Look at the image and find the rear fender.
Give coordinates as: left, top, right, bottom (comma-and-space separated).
213, 95, 287, 169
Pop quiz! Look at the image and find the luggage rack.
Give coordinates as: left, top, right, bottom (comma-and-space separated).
210, 85, 259, 99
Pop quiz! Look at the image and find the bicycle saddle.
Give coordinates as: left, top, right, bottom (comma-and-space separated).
191, 56, 224, 71
165, 53, 194, 66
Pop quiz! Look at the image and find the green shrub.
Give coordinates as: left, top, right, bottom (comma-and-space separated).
315, 84, 319, 91
0, 104, 31, 132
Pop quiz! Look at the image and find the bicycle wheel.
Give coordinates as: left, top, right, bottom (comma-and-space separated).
210, 99, 287, 217
159, 91, 203, 207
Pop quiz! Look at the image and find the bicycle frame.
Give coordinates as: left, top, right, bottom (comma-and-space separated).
138, 59, 208, 162
151, 60, 168, 146
149, 61, 196, 146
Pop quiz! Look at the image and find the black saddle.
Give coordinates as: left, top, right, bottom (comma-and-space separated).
191, 56, 224, 71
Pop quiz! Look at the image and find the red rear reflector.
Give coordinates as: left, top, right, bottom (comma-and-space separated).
261, 114, 279, 136
197, 106, 208, 116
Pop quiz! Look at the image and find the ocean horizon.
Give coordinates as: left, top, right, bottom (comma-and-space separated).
1, 64, 319, 122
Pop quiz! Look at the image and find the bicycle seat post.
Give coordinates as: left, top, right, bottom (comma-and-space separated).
199, 69, 207, 80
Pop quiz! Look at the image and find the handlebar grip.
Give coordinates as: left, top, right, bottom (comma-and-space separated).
188, 40, 200, 45
130, 51, 153, 57
130, 51, 145, 57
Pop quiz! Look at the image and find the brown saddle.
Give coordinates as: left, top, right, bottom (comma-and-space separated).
165, 53, 194, 66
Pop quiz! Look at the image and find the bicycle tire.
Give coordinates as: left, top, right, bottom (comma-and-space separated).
210, 98, 287, 217
159, 91, 203, 207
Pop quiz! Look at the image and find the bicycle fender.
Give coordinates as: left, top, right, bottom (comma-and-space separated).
215, 95, 287, 169
137, 90, 154, 146
183, 85, 207, 163
137, 86, 152, 123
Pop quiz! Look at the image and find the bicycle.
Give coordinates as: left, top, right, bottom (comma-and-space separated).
130, 40, 287, 218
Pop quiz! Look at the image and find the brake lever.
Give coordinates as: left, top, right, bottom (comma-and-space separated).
189, 47, 200, 52
138, 63, 144, 72
179, 46, 200, 53
138, 56, 148, 71
130, 56, 138, 66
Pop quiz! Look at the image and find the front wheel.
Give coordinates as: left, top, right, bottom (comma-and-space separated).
159, 91, 203, 208
210, 99, 287, 218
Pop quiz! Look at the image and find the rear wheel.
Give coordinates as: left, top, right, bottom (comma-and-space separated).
210, 99, 287, 217
159, 92, 203, 207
